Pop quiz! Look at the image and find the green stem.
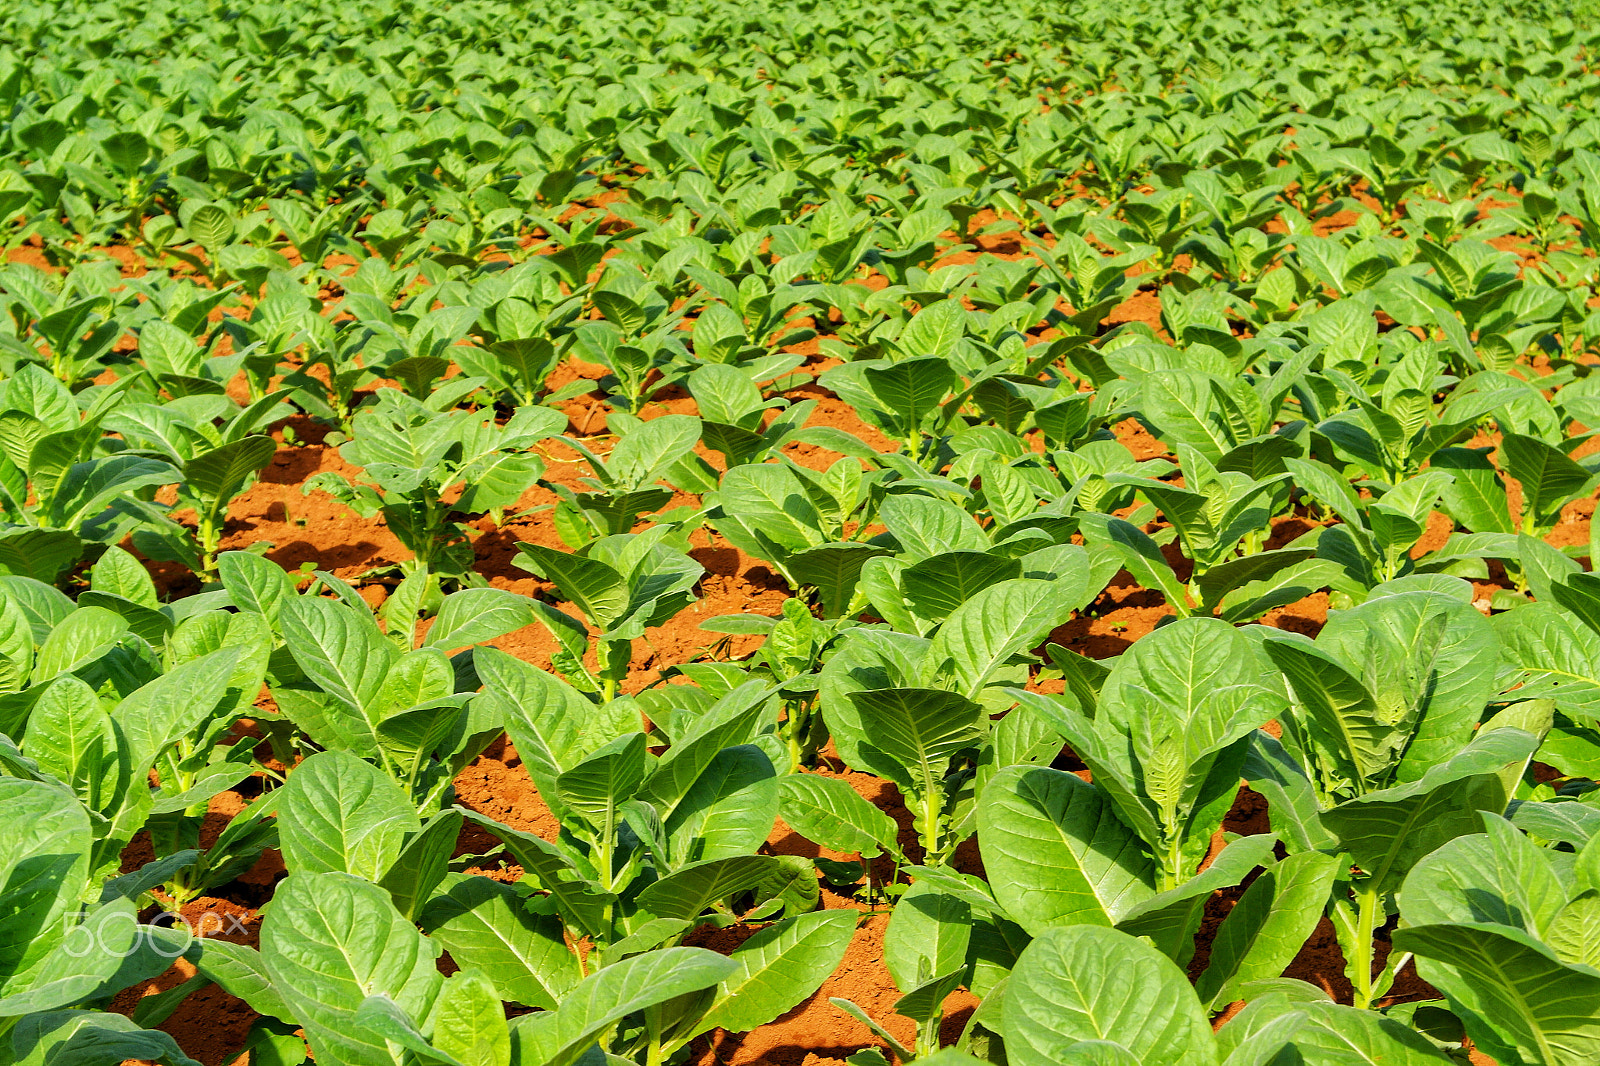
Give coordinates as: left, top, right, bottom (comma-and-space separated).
921, 788, 941, 864
1160, 836, 1183, 894
198, 500, 224, 582
786, 708, 804, 772
918, 1012, 941, 1058
1350, 882, 1383, 1009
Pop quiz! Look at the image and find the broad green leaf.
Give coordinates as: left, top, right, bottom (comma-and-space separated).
1003, 925, 1218, 1066
787, 542, 892, 618
514, 544, 628, 630
1396, 921, 1600, 1066
925, 579, 1076, 700
556, 731, 648, 828
22, 676, 120, 815
457, 810, 611, 939
863, 355, 957, 433
218, 550, 297, 625
280, 595, 398, 729
377, 809, 462, 921
847, 686, 983, 796
278, 750, 420, 881
7, 1010, 203, 1066
185, 435, 277, 505
512, 947, 735, 1066
423, 588, 537, 650
0, 778, 91, 982
776, 772, 901, 858
0, 899, 140, 1016
1321, 728, 1538, 893
1398, 815, 1567, 939
693, 909, 856, 1037
635, 854, 784, 921
884, 882, 971, 994
1501, 432, 1594, 530
1196, 851, 1342, 1010
420, 874, 581, 1011
901, 551, 1021, 621
664, 744, 778, 866
431, 969, 511, 1066
1316, 591, 1495, 783
261, 873, 442, 1066
978, 765, 1154, 932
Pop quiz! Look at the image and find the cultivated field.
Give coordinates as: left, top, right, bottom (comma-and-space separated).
1, 0, 1598, 1063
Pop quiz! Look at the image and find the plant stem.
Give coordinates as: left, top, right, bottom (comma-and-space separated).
1349, 881, 1383, 1009
919, 1012, 941, 1058
198, 500, 224, 582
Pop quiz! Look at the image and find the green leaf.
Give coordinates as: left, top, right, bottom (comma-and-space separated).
32, 606, 126, 681
431, 969, 512, 1066
1115, 833, 1281, 966
8, 1011, 203, 1066
847, 686, 983, 796
664, 744, 778, 866
262, 873, 442, 1066
1398, 814, 1567, 939
420, 874, 581, 1011
89, 546, 157, 607
1396, 921, 1600, 1066
377, 810, 461, 921
879, 494, 990, 561
1434, 447, 1512, 534
423, 588, 537, 650
1241, 732, 1337, 853
1321, 728, 1538, 894
635, 854, 785, 921
902, 551, 1021, 621
777, 772, 901, 859
219, 550, 297, 625
1081, 515, 1189, 615
279, 595, 398, 732
184, 435, 277, 506
1196, 851, 1341, 1010
1317, 590, 1496, 783
693, 909, 857, 1038
604, 415, 702, 491
0, 778, 92, 982
456, 810, 612, 940
515, 543, 628, 630
0, 528, 86, 584
113, 644, 244, 775
925, 578, 1077, 700
978, 765, 1154, 933
1261, 635, 1390, 793
278, 750, 420, 881
0, 899, 141, 1016
556, 731, 649, 827
634, 683, 769, 820
714, 463, 826, 555
476, 647, 640, 823
181, 939, 294, 1022
23, 676, 119, 815
1501, 432, 1594, 531
787, 542, 892, 618
513, 947, 736, 1066
863, 355, 957, 434
885, 882, 971, 1007
1003, 925, 1217, 1066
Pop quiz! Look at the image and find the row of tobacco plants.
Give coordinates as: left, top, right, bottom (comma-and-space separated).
3, 0, 1600, 1062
